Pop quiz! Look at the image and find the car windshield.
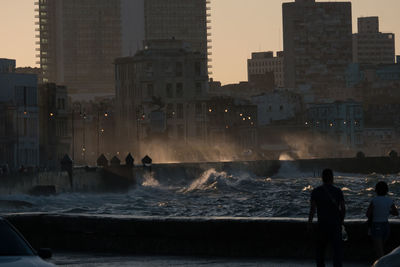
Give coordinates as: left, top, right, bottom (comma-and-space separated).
0, 221, 34, 256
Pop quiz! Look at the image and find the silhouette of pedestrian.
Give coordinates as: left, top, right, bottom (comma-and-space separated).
366, 181, 399, 260
308, 169, 346, 267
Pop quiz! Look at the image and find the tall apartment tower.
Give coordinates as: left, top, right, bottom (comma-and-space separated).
36, 0, 210, 96
144, 0, 211, 58
353, 17, 395, 65
282, 0, 353, 89
36, 0, 127, 95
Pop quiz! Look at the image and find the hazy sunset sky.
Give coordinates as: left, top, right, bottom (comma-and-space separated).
0, 0, 399, 85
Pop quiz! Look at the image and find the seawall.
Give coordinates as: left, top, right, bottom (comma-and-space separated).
5, 214, 400, 261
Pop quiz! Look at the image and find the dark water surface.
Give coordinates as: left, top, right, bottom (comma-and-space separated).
1, 162, 399, 218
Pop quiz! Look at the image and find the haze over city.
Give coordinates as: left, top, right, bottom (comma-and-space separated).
1, 0, 399, 85
1, 0, 400, 266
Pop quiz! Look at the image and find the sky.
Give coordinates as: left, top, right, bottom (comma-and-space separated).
0, 0, 399, 85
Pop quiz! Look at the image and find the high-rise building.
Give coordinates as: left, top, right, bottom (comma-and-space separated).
282, 0, 353, 89
353, 17, 395, 65
144, 0, 210, 57
36, 0, 124, 95
36, 0, 210, 97
247, 51, 284, 88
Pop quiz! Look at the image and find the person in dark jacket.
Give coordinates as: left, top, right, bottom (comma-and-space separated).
308, 169, 346, 267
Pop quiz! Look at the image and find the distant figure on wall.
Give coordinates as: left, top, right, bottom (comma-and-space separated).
366, 181, 399, 260
308, 169, 346, 267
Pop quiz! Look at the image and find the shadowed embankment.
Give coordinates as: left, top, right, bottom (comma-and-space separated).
4, 213, 399, 263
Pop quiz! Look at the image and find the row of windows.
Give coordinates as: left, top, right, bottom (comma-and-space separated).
145, 82, 203, 98
248, 60, 282, 67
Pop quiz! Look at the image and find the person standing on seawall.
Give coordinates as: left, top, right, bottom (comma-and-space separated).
366, 181, 399, 260
308, 169, 346, 267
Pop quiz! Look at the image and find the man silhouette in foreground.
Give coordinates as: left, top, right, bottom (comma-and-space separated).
308, 169, 346, 267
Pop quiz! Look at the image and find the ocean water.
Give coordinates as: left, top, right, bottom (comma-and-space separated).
0, 162, 399, 218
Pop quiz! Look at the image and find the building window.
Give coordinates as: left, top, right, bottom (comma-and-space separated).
195, 62, 201, 76
177, 124, 184, 138
176, 83, 183, 98
166, 83, 173, 98
195, 82, 202, 96
195, 103, 202, 116
176, 62, 183, 77
177, 103, 184, 119
166, 104, 174, 119
146, 84, 154, 98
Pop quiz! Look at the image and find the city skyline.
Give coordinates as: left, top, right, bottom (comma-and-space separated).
0, 0, 399, 85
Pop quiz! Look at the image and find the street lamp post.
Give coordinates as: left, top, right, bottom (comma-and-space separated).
96, 107, 108, 158
71, 103, 83, 162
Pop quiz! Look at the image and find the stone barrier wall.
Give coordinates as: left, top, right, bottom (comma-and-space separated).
4, 214, 400, 262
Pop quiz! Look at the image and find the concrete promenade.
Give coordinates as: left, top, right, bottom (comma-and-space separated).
50, 254, 369, 267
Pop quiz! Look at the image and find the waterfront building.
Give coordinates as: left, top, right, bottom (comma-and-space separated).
38, 83, 70, 170
282, 0, 353, 89
306, 101, 364, 153
363, 127, 398, 157
70, 97, 115, 165
251, 90, 302, 127
247, 51, 284, 88
206, 97, 258, 157
0, 59, 39, 170
115, 39, 209, 160
36, 0, 210, 96
353, 17, 395, 65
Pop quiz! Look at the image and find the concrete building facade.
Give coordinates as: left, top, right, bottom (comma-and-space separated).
282, 0, 353, 89
306, 101, 364, 151
115, 40, 209, 160
247, 51, 284, 88
0, 59, 39, 170
353, 17, 395, 65
36, 0, 124, 95
252, 90, 302, 127
144, 0, 210, 57
38, 83, 71, 170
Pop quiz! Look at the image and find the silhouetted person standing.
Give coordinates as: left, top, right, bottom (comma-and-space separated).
366, 181, 399, 260
308, 169, 346, 267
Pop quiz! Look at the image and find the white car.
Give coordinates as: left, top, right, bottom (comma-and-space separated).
0, 217, 55, 267
373, 246, 400, 267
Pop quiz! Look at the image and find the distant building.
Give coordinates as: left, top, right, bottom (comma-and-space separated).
206, 97, 258, 156
0, 59, 39, 170
346, 62, 400, 88
115, 39, 209, 159
70, 97, 115, 165
36, 0, 210, 97
38, 83, 70, 170
306, 101, 364, 153
247, 51, 284, 88
252, 90, 302, 126
208, 77, 274, 100
282, 0, 353, 89
15, 67, 43, 85
353, 17, 395, 65
363, 127, 398, 156
0, 59, 15, 73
